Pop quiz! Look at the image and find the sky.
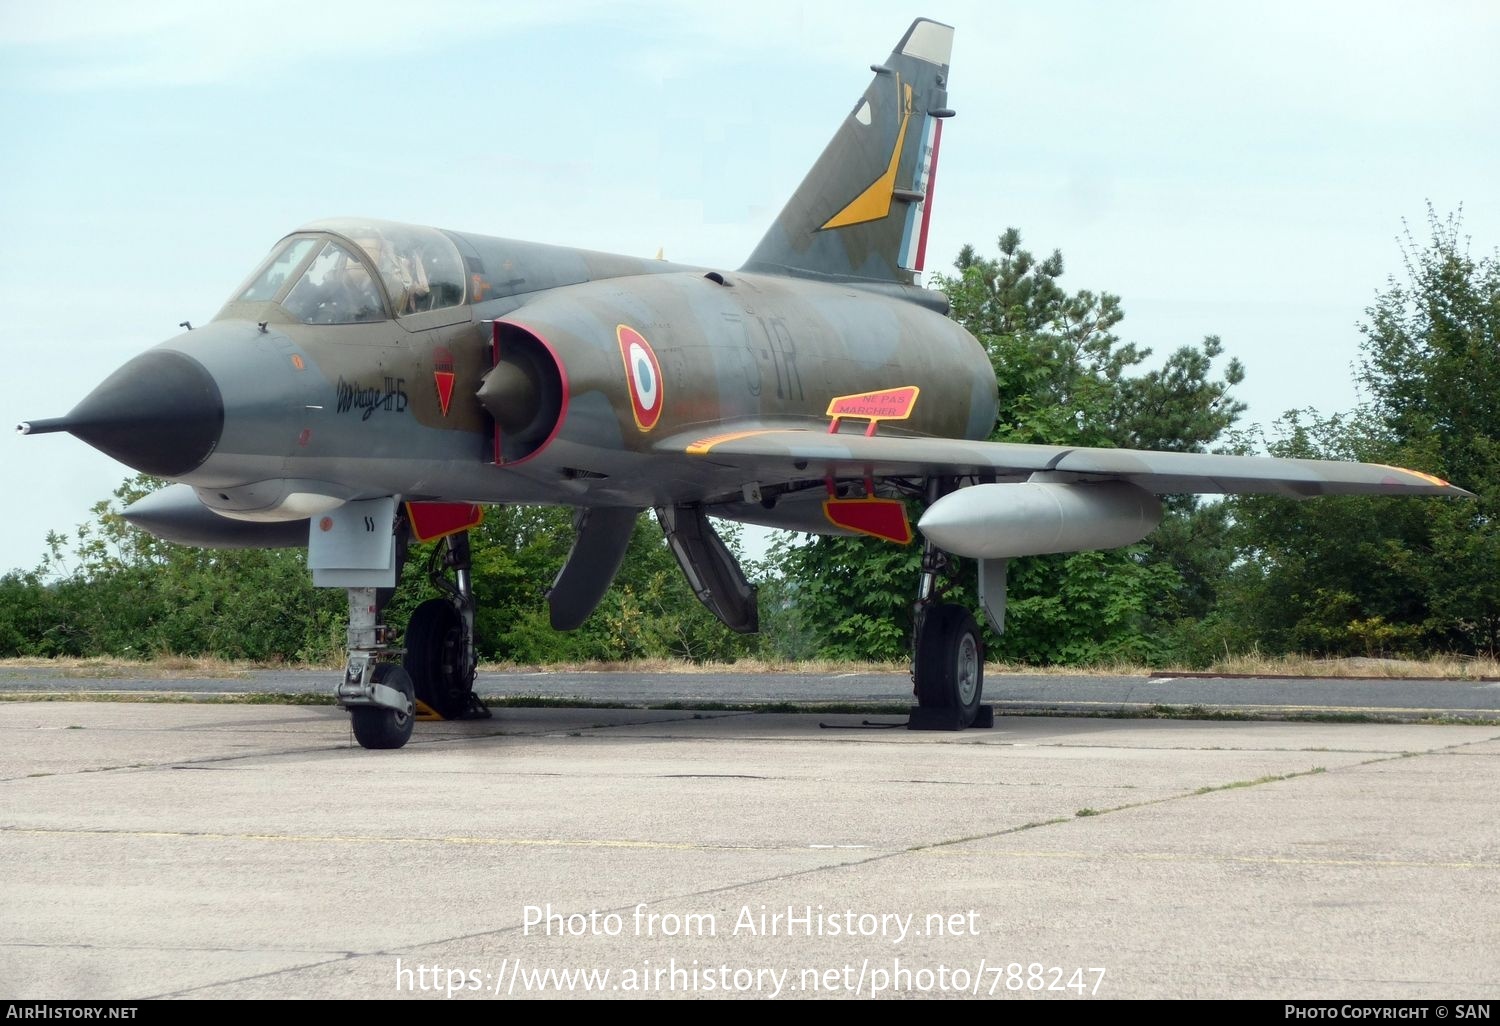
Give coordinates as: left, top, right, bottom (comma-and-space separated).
1, 0, 1497, 575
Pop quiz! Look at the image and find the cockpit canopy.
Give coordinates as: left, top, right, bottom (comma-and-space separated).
231, 219, 466, 324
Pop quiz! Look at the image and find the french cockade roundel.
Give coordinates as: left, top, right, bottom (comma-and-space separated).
617, 324, 664, 432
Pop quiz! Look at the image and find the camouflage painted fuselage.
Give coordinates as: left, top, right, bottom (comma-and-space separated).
173, 223, 997, 525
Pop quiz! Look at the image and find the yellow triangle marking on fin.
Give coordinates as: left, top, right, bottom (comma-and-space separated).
820, 81, 914, 231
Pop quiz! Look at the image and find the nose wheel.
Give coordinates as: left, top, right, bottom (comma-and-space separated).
347, 663, 416, 749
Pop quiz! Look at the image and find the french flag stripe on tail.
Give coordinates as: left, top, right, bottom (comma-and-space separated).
899, 114, 942, 271
914, 116, 942, 272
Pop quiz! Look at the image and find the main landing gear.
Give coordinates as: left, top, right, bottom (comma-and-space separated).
403, 532, 489, 721
908, 482, 997, 731
335, 527, 487, 750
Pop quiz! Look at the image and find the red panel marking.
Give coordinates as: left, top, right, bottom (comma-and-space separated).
434, 371, 455, 417
406, 502, 485, 543
297, 429, 312, 447
432, 346, 455, 417
822, 497, 913, 544
290, 354, 305, 371
318, 516, 334, 532
915, 117, 942, 272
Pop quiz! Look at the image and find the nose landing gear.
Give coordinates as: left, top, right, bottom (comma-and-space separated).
336, 586, 419, 749
348, 663, 416, 749
327, 509, 488, 750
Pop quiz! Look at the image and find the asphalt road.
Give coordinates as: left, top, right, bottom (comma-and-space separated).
2, 665, 1498, 719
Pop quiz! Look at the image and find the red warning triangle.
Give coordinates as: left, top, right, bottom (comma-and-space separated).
434, 371, 455, 416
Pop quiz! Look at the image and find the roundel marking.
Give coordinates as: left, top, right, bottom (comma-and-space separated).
617, 324, 664, 432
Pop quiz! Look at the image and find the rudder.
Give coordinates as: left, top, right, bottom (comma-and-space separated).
742, 19, 954, 286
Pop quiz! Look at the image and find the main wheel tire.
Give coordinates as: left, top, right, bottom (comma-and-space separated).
403, 598, 473, 719
913, 604, 985, 727
350, 663, 416, 750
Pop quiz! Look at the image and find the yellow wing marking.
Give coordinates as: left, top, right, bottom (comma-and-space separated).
1372, 464, 1450, 487
684, 429, 782, 455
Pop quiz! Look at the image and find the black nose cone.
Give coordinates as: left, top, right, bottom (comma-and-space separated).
60, 349, 224, 477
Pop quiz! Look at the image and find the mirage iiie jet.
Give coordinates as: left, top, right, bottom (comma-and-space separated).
19, 19, 1467, 748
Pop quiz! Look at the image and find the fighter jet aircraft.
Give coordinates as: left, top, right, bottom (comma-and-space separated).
19, 19, 1468, 748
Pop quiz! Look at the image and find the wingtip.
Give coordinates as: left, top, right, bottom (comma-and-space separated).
1374, 463, 1474, 498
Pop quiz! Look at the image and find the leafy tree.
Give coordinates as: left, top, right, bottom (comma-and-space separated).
15, 475, 347, 661
950, 229, 1245, 452
0, 476, 753, 664
1222, 208, 1500, 655
415, 506, 753, 664
0, 570, 52, 656
774, 230, 1247, 664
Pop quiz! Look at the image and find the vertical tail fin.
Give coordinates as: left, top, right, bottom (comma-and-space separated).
742, 18, 954, 286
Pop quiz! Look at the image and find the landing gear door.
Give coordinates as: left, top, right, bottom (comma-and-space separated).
309, 497, 400, 588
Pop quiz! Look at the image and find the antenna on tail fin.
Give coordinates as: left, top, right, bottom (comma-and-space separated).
742, 19, 954, 287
